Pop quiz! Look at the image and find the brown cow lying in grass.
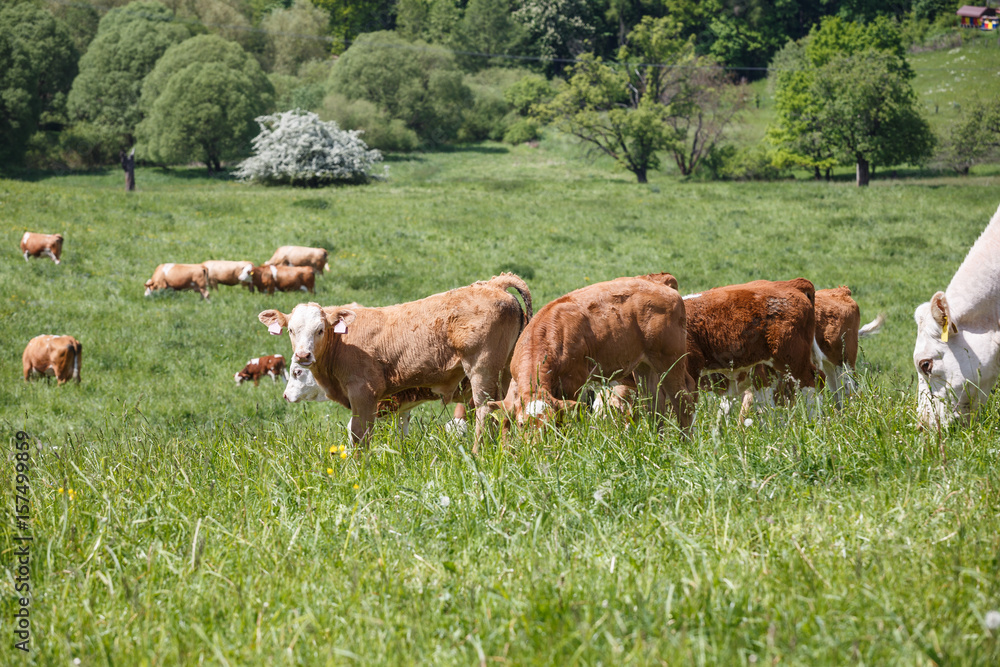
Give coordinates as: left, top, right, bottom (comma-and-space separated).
23, 335, 82, 384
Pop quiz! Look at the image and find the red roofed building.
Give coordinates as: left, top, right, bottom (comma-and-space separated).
958, 6, 998, 30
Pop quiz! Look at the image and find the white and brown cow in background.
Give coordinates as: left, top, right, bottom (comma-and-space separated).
914, 202, 1000, 429
235, 354, 287, 386
144, 263, 210, 299
202, 260, 254, 290
250, 265, 315, 295
259, 273, 531, 450
489, 275, 696, 433
22, 335, 82, 385
813, 287, 884, 407
21, 232, 63, 264
265, 246, 329, 274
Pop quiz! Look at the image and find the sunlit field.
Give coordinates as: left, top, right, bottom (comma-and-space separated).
2, 144, 999, 663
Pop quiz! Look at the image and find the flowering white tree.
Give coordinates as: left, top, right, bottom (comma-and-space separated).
234, 109, 385, 186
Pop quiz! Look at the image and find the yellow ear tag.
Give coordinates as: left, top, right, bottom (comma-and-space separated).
941, 315, 949, 343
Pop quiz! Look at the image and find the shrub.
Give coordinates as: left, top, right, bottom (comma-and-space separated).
234, 109, 384, 186
328, 31, 471, 144
321, 93, 419, 152
696, 144, 786, 181
503, 118, 542, 145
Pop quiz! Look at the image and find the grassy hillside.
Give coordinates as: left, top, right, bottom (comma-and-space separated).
734, 30, 1000, 150
2, 149, 1000, 663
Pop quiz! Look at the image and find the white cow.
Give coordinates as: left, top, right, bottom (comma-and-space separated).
913, 203, 1000, 428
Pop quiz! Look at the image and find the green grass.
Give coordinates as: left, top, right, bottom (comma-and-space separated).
2, 147, 1000, 663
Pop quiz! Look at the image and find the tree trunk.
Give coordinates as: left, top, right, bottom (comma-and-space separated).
813, 166, 821, 180
634, 166, 648, 183
856, 157, 870, 187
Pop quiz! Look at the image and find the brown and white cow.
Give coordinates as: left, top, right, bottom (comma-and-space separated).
259, 273, 531, 450
144, 263, 210, 299
265, 246, 329, 274
21, 232, 63, 264
250, 265, 315, 295
682, 278, 821, 419
202, 260, 254, 290
22, 335, 82, 385
488, 276, 696, 433
235, 354, 287, 386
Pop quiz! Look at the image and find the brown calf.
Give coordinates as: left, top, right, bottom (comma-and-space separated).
683, 278, 820, 419
144, 263, 210, 299
258, 273, 531, 450
250, 265, 315, 295
265, 246, 329, 274
21, 232, 63, 264
235, 354, 287, 386
489, 276, 696, 433
22, 335, 82, 384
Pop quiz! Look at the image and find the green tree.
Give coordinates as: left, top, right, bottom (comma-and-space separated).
812, 51, 934, 186
140, 34, 273, 111
328, 30, 471, 143
67, 0, 192, 145
511, 0, 594, 74
768, 15, 928, 185
0, 1, 79, 166
262, 0, 331, 75
938, 96, 1000, 174
453, 0, 526, 70
539, 16, 741, 182
137, 61, 269, 172
312, 0, 396, 49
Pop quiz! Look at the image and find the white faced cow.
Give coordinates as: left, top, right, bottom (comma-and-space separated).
914, 203, 1000, 429
260, 273, 531, 450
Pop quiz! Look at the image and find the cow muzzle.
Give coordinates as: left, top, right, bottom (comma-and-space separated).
293, 351, 313, 366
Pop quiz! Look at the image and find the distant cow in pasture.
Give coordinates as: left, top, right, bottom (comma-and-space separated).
488, 276, 696, 433
144, 263, 210, 299
250, 265, 315, 295
21, 232, 63, 264
22, 335, 82, 384
265, 246, 329, 274
259, 273, 531, 450
235, 354, 287, 386
202, 260, 254, 290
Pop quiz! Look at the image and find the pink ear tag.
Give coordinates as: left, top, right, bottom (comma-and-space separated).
268, 323, 283, 335
333, 321, 348, 334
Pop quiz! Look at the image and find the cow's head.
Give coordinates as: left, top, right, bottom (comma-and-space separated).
238, 263, 253, 284
487, 381, 577, 430
913, 291, 999, 429
234, 371, 248, 385
258, 303, 355, 367
144, 279, 153, 297
283, 361, 329, 402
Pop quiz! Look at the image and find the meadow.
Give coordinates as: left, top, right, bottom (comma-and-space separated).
2, 142, 1000, 664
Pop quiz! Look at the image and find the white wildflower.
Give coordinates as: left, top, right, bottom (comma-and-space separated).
986, 610, 1000, 630
439, 495, 450, 508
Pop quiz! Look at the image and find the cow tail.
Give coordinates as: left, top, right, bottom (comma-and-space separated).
858, 313, 886, 338
493, 273, 533, 328
71, 340, 82, 383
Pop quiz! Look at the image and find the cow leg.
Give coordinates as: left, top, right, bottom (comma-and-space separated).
399, 411, 411, 437
23, 251, 30, 262
348, 396, 377, 446
464, 366, 503, 455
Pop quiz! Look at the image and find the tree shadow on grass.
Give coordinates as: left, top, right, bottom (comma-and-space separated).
0, 166, 114, 182
426, 144, 510, 155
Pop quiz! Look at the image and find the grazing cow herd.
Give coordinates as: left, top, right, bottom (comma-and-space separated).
19, 202, 1000, 442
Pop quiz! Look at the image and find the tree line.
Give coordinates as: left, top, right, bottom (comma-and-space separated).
0, 0, 993, 186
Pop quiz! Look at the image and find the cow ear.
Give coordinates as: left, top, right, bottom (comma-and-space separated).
325, 308, 356, 333
929, 292, 958, 337
259, 309, 288, 335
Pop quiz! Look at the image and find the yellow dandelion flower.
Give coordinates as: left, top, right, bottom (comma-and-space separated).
340, 452, 348, 459
339, 445, 346, 453
327, 468, 334, 475
329, 445, 337, 454
353, 484, 359, 490
68, 489, 77, 501
58, 487, 64, 494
